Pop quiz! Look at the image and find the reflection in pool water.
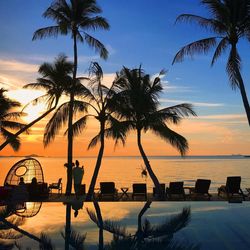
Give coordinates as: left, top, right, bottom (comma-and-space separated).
1, 202, 250, 249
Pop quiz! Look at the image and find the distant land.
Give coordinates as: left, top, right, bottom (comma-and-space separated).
0, 154, 250, 158
0, 154, 44, 158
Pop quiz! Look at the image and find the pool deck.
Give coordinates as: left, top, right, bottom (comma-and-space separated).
27, 192, 250, 203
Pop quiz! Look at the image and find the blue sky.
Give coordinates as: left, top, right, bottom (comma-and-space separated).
0, 0, 249, 156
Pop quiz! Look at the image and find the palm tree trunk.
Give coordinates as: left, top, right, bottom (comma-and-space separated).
66, 93, 74, 196
0, 106, 56, 151
86, 122, 105, 201
231, 44, 250, 126
65, 30, 78, 195
65, 203, 71, 250
93, 201, 104, 250
137, 129, 162, 198
135, 201, 151, 248
236, 68, 250, 126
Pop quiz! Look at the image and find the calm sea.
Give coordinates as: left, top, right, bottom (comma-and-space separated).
1, 155, 250, 192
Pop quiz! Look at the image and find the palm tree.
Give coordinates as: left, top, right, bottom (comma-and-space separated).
33, 0, 110, 195
172, 0, 250, 126
0, 88, 27, 151
114, 67, 196, 197
0, 54, 73, 152
71, 62, 125, 200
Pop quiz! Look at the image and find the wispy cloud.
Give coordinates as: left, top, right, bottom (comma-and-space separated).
0, 59, 38, 73
160, 98, 224, 107
195, 114, 246, 120
162, 85, 194, 93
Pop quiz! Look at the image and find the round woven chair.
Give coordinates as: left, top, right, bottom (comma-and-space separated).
4, 158, 44, 186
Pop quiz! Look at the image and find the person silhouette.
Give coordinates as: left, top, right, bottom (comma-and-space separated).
72, 160, 84, 199
19, 177, 25, 185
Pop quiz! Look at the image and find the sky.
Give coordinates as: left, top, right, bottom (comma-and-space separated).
0, 0, 250, 157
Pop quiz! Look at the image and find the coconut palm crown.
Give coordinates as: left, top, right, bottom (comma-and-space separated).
172, 0, 250, 126
114, 67, 196, 197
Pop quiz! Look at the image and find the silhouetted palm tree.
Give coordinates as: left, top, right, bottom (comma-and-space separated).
172, 0, 250, 126
0, 89, 26, 151
33, 0, 110, 194
71, 62, 125, 200
114, 67, 196, 197
0, 54, 73, 152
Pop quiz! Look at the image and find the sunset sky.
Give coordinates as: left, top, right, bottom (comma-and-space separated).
0, 0, 250, 157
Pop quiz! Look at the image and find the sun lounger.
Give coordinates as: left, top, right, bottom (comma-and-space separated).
99, 182, 118, 200
188, 179, 211, 200
218, 176, 245, 201
132, 183, 147, 200
166, 182, 185, 200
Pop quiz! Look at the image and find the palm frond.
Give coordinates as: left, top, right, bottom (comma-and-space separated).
32, 26, 61, 40
150, 123, 188, 156
88, 133, 100, 149
211, 37, 229, 65
61, 229, 86, 250
172, 37, 217, 64
80, 16, 110, 31
1, 128, 21, 151
69, 115, 89, 138
103, 220, 127, 237
43, 102, 70, 146
39, 233, 55, 250
83, 32, 109, 59
149, 207, 190, 238
175, 14, 226, 33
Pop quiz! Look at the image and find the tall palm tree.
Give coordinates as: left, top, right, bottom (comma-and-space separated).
0, 88, 26, 151
0, 54, 73, 152
33, 0, 110, 194
172, 0, 250, 126
71, 62, 125, 200
114, 67, 196, 197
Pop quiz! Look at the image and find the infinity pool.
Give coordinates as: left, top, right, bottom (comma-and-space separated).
1, 202, 250, 249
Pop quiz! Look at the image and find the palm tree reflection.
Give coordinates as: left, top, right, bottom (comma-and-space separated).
0, 202, 56, 249
87, 201, 200, 250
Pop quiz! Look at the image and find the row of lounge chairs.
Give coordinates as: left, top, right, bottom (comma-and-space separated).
97, 176, 246, 201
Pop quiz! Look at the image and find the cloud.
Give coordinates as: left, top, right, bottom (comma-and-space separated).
195, 114, 246, 120
0, 59, 39, 89
162, 85, 194, 93
160, 98, 224, 107
0, 59, 38, 73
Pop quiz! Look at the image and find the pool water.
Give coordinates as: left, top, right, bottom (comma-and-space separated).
1, 201, 250, 249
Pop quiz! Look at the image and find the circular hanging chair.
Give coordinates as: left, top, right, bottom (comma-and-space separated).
4, 158, 44, 186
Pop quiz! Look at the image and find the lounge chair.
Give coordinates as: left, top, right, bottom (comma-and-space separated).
99, 182, 117, 200
189, 179, 211, 200
49, 178, 62, 194
153, 183, 166, 198
132, 183, 147, 200
218, 176, 245, 201
166, 182, 185, 200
